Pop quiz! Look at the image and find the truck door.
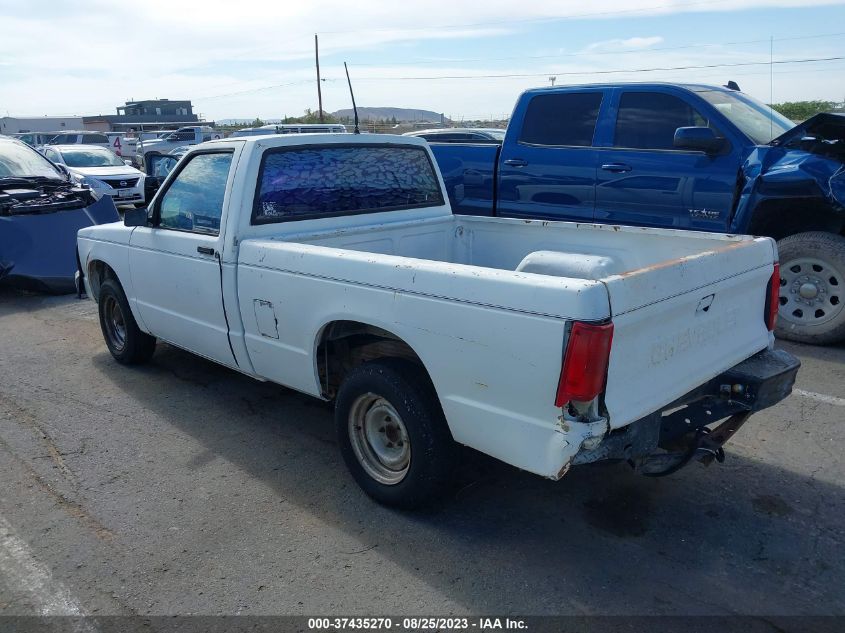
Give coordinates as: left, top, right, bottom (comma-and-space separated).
594, 89, 737, 231
128, 149, 238, 368
496, 91, 603, 222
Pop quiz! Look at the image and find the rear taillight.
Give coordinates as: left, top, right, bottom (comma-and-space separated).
555, 322, 614, 407
765, 262, 780, 331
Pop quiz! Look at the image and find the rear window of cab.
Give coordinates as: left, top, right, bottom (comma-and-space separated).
252, 144, 444, 224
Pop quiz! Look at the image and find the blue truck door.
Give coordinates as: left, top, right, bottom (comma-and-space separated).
594, 89, 738, 231
496, 90, 604, 222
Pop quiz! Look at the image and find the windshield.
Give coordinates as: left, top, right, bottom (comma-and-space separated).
61, 147, 125, 168
0, 141, 63, 179
695, 89, 793, 144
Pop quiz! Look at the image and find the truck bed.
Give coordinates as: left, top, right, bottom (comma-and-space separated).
236, 214, 776, 475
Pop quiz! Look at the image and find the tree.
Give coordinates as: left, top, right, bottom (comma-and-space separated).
283, 109, 340, 124
251, 117, 265, 127
770, 100, 836, 122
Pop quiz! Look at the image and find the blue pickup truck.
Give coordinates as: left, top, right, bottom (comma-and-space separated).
429, 83, 845, 344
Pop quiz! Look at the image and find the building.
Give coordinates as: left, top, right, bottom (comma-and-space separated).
82, 99, 205, 132
0, 116, 84, 135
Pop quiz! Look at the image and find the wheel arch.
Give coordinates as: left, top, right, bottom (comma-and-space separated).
86, 259, 120, 302
746, 197, 845, 241
313, 319, 436, 401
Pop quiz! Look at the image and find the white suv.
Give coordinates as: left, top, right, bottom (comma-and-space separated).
45, 131, 112, 148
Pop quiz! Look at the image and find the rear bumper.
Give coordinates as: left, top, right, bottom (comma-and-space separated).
572, 347, 800, 467
661, 347, 800, 430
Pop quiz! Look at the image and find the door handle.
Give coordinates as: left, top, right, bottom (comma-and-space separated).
504, 158, 528, 167
601, 163, 632, 173
197, 246, 215, 256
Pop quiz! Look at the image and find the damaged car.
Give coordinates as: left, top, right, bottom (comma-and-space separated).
427, 83, 845, 344
0, 136, 119, 293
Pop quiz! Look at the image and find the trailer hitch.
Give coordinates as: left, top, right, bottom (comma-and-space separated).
637, 411, 752, 477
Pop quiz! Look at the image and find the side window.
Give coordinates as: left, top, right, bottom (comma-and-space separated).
45, 148, 60, 162
83, 134, 109, 144
614, 92, 709, 150
519, 92, 603, 147
157, 152, 233, 235
51, 134, 68, 144
176, 131, 195, 141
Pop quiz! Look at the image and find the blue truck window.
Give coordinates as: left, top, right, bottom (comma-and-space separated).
519, 92, 603, 147
252, 144, 445, 223
614, 92, 708, 150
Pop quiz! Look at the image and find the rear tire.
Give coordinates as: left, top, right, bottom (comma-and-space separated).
334, 359, 457, 509
775, 232, 845, 345
98, 278, 156, 364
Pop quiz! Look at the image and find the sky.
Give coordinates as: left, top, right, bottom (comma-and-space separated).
1, 0, 844, 121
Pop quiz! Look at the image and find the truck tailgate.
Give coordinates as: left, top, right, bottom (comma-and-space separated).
602, 237, 777, 428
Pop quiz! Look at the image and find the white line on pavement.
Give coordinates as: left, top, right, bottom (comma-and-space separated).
794, 389, 845, 407
0, 513, 94, 624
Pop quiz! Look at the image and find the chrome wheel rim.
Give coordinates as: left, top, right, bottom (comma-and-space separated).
779, 257, 843, 326
102, 296, 127, 352
348, 393, 410, 485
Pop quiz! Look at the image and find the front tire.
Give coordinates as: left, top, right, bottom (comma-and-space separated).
98, 278, 156, 364
775, 232, 845, 345
335, 359, 456, 509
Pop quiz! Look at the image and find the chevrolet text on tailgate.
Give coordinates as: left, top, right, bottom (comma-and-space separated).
77, 133, 800, 509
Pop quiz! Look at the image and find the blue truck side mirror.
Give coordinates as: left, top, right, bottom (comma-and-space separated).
674, 127, 724, 153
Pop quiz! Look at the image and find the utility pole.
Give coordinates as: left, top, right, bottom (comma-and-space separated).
549, 76, 557, 87
315, 33, 324, 123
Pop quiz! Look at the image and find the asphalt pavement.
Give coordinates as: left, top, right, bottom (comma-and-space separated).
0, 288, 843, 618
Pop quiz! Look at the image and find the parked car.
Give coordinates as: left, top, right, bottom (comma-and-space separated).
272, 123, 348, 134
229, 127, 274, 138
77, 134, 799, 508
230, 124, 348, 137
135, 126, 222, 162
404, 127, 505, 143
0, 137, 119, 293
428, 83, 845, 344
44, 131, 112, 148
12, 132, 60, 147
42, 145, 145, 207
106, 132, 137, 159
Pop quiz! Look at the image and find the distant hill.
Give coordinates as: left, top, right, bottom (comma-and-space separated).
331, 107, 447, 123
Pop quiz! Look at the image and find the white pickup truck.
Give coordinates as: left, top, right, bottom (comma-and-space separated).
135, 126, 222, 164
76, 134, 799, 508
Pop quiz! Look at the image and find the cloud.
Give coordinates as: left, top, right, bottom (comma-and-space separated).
583, 36, 665, 53
1, 0, 844, 119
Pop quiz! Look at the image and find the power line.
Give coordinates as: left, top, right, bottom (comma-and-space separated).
195, 80, 315, 102
348, 31, 845, 67
185, 27, 845, 103
344, 55, 845, 82
192, 55, 845, 102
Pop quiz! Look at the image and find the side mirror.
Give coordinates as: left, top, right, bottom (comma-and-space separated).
124, 159, 133, 166
124, 206, 149, 227
674, 126, 724, 153
55, 163, 70, 178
